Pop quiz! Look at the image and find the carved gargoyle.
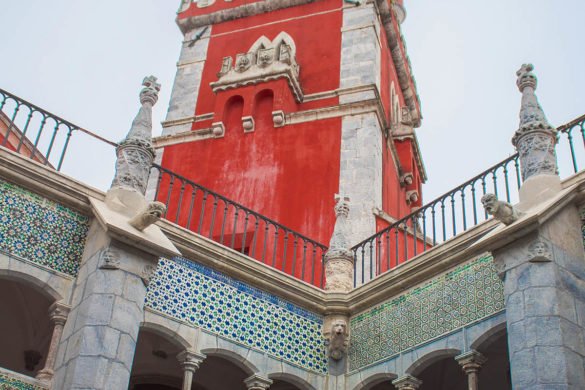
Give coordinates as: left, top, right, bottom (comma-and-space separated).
481, 194, 521, 225
129, 201, 166, 231
326, 319, 349, 361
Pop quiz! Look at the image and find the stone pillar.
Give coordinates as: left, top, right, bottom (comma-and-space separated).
324, 195, 354, 293
456, 350, 486, 390
52, 76, 179, 389
512, 64, 560, 207
494, 206, 585, 389
244, 374, 272, 390
392, 374, 422, 390
35, 302, 70, 384
51, 228, 160, 389
177, 350, 206, 390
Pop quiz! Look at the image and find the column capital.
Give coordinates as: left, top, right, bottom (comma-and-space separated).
48, 302, 70, 326
455, 350, 487, 373
244, 374, 273, 390
392, 374, 422, 390
177, 350, 206, 373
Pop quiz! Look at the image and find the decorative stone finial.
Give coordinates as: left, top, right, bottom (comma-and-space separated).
512, 64, 558, 181
324, 195, 354, 292
107, 76, 160, 215
481, 194, 521, 225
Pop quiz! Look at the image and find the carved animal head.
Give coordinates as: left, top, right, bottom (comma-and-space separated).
332, 319, 347, 336
480, 194, 498, 214
146, 201, 166, 218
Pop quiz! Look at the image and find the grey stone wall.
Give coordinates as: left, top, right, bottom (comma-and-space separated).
163, 26, 211, 136
494, 206, 585, 390
339, 4, 381, 104
52, 221, 158, 389
339, 112, 383, 262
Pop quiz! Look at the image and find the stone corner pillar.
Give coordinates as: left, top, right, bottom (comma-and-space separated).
52, 77, 180, 390
392, 374, 422, 390
493, 204, 585, 389
177, 350, 206, 390
455, 350, 486, 390
324, 195, 354, 293
35, 302, 70, 384
511, 63, 561, 208
244, 374, 273, 390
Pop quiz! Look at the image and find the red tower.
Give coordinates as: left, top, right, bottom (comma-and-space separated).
154, 0, 425, 285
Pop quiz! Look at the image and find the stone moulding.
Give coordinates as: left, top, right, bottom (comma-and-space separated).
211, 62, 303, 102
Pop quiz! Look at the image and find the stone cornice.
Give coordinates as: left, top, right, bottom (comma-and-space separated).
176, 0, 320, 34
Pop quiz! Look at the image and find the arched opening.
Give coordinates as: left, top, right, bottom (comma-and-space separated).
475, 330, 512, 389
223, 95, 244, 134
192, 355, 250, 389
0, 278, 53, 377
358, 373, 397, 390
268, 372, 316, 390
253, 89, 274, 130
129, 328, 184, 390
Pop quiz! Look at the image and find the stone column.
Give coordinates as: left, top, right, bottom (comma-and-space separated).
177, 350, 206, 390
35, 302, 70, 384
244, 374, 272, 390
512, 64, 560, 207
456, 350, 486, 390
392, 374, 422, 390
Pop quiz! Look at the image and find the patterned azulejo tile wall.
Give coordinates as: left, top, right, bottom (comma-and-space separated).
145, 257, 328, 374
0, 371, 45, 390
0, 179, 89, 276
349, 255, 504, 371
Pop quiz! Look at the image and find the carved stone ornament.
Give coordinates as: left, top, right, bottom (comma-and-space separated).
272, 110, 285, 127
242, 116, 255, 133
211, 122, 225, 138
257, 48, 275, 68
129, 201, 167, 231
325, 319, 349, 361
99, 247, 121, 270
110, 76, 160, 196
511, 64, 558, 181
324, 195, 354, 292
211, 33, 303, 102
243, 374, 273, 390
481, 193, 521, 225
406, 190, 419, 205
217, 56, 233, 78
400, 172, 414, 187
235, 53, 254, 73
141, 264, 157, 286
527, 240, 553, 263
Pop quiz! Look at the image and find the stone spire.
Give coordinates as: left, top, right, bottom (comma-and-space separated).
512, 64, 558, 181
110, 76, 159, 195
324, 195, 354, 293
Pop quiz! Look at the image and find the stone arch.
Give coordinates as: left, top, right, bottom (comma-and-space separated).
353, 372, 398, 390
0, 267, 63, 302
272, 32, 297, 56
200, 347, 258, 375
268, 372, 318, 390
470, 320, 507, 351
139, 321, 192, 352
249, 35, 273, 53
405, 348, 461, 376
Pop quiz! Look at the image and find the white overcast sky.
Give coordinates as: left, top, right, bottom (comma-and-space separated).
1, 1, 584, 202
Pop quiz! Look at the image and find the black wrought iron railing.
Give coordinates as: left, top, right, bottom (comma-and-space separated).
352, 114, 585, 286
0, 88, 116, 171
150, 164, 328, 287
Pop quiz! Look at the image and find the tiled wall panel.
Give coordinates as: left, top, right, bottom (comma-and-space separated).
145, 257, 328, 374
0, 180, 89, 276
349, 255, 504, 370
